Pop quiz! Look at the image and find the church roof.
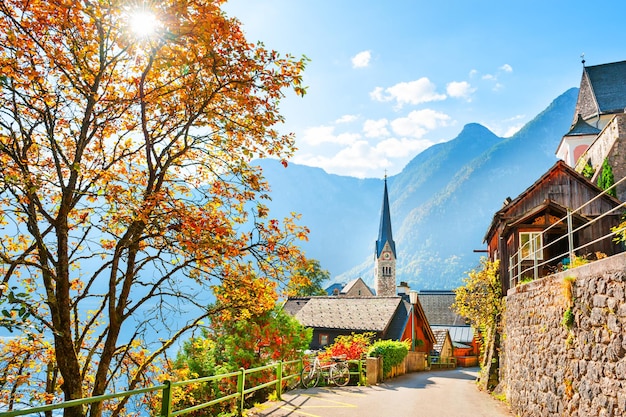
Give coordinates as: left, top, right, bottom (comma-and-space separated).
584, 60, 626, 115
565, 114, 601, 136
376, 178, 396, 257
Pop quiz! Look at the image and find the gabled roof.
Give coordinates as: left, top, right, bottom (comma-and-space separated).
284, 296, 404, 332
418, 290, 467, 326
376, 178, 396, 257
341, 277, 375, 296
583, 60, 626, 115
565, 114, 601, 136
432, 329, 451, 354
484, 160, 622, 242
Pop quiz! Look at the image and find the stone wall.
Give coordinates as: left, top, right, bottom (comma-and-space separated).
503, 252, 626, 417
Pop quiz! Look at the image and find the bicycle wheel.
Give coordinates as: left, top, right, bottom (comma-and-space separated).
301, 364, 320, 388
330, 362, 350, 387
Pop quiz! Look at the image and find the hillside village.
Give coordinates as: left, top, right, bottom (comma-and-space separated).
283, 59, 626, 405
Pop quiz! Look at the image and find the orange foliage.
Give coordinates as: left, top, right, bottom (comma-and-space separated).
0, 0, 308, 415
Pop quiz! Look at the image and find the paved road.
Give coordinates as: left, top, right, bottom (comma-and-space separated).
248, 367, 513, 417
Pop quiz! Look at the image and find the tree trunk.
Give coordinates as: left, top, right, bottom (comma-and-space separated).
479, 320, 501, 391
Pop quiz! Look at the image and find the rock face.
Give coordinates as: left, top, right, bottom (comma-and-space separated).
504, 253, 626, 417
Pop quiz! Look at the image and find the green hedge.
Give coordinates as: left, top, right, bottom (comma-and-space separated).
367, 340, 409, 377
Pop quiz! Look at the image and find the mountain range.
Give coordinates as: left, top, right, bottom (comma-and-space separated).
255, 88, 579, 290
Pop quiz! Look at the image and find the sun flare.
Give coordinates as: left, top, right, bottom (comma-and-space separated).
129, 10, 158, 37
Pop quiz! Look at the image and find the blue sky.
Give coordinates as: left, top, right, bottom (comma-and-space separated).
223, 0, 626, 178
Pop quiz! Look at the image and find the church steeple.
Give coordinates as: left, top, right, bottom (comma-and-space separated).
374, 176, 397, 297
376, 177, 396, 258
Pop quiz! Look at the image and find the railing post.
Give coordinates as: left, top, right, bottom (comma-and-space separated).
160, 380, 172, 417
358, 359, 364, 385
276, 361, 283, 400
237, 368, 245, 416
567, 209, 574, 263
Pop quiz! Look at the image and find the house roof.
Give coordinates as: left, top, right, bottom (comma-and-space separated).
432, 325, 475, 345
432, 329, 450, 354
282, 298, 309, 317
376, 178, 396, 257
341, 277, 374, 296
283, 296, 404, 332
584, 60, 626, 115
325, 283, 343, 296
484, 160, 622, 242
418, 290, 467, 326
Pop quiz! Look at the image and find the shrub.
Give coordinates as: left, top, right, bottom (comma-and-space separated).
367, 340, 409, 377
320, 332, 374, 361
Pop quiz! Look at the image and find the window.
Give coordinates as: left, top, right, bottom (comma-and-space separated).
520, 232, 543, 260
319, 334, 329, 346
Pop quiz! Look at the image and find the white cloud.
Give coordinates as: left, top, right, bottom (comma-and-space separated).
369, 86, 386, 102
293, 134, 442, 178
336, 114, 359, 124
301, 125, 360, 146
482, 74, 495, 81
390, 109, 451, 138
446, 81, 476, 100
370, 78, 446, 107
500, 64, 513, 72
363, 119, 390, 138
351, 50, 371, 68
503, 124, 523, 137
375, 137, 435, 158
293, 141, 390, 178
469, 69, 478, 78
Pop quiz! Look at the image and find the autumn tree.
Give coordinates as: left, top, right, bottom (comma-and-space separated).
0, 1, 308, 416
453, 258, 503, 391
287, 258, 330, 297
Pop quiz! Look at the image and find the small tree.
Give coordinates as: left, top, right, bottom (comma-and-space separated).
597, 158, 617, 197
287, 259, 330, 297
452, 258, 503, 390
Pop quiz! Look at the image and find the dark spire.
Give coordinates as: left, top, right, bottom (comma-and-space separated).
376, 177, 396, 257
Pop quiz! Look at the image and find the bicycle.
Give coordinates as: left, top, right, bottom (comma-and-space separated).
300, 353, 350, 388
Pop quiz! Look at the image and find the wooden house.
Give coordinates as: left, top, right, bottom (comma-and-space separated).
484, 160, 623, 293
430, 329, 455, 368
283, 296, 435, 353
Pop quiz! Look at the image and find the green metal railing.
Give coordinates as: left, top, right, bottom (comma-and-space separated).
0, 358, 365, 417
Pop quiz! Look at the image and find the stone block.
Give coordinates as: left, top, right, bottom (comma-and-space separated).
594, 294, 609, 308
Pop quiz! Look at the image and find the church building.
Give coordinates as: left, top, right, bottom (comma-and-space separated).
374, 177, 397, 296
556, 59, 626, 201
283, 176, 436, 354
